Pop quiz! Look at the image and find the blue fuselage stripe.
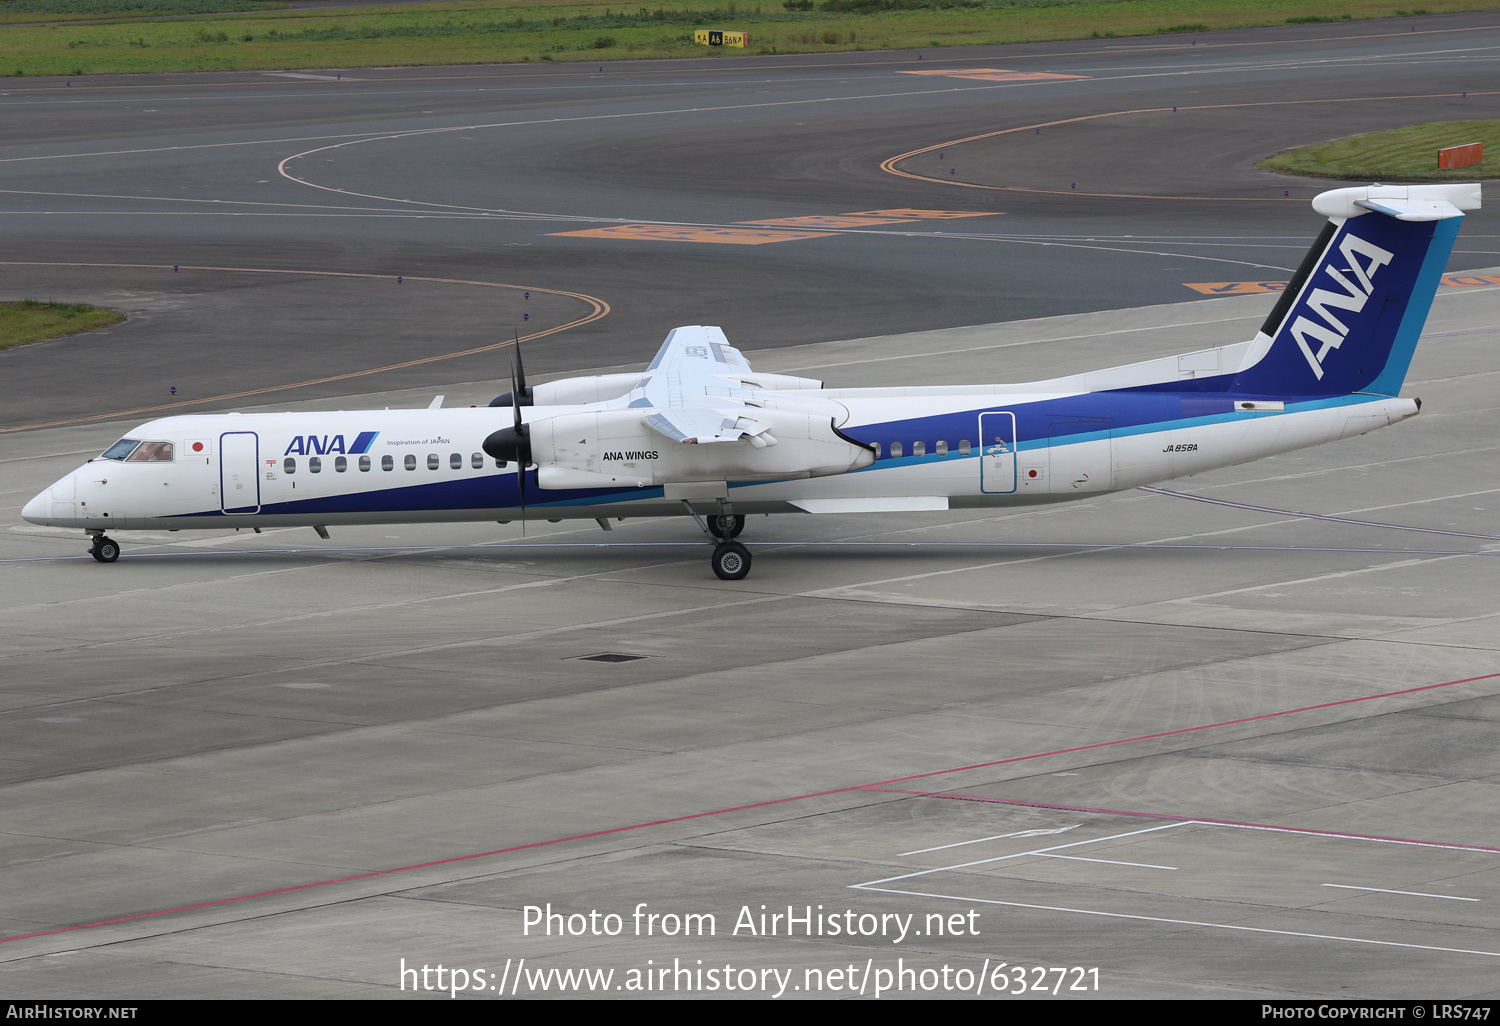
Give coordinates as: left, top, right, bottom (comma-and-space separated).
162, 394, 1382, 519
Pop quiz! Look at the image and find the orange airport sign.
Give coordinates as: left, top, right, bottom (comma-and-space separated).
1438, 142, 1484, 170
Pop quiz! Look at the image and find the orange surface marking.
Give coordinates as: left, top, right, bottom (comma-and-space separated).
551, 224, 833, 244
847, 208, 999, 219
740, 214, 909, 228
1184, 274, 1500, 295
899, 68, 1088, 83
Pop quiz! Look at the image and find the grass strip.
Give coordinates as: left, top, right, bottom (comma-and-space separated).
1260, 120, 1500, 180
0, 0, 285, 27
0, 299, 126, 350
0, 0, 1493, 74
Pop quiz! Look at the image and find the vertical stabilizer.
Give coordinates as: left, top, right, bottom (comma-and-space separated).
1228, 183, 1478, 398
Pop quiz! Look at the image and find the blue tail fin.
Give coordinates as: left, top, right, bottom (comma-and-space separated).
1228, 184, 1478, 398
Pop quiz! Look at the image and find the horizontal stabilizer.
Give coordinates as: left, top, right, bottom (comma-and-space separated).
1312, 183, 1480, 221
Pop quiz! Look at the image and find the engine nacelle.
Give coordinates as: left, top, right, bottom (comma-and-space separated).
491, 373, 645, 407
529, 408, 873, 489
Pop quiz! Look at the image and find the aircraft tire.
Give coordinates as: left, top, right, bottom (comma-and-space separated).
91, 537, 120, 563
711, 541, 751, 580
708, 514, 746, 540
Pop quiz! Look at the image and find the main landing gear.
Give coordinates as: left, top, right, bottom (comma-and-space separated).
682, 502, 753, 580
711, 540, 751, 581
708, 513, 745, 540
88, 534, 120, 563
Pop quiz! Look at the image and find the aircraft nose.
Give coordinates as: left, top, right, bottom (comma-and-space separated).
22, 489, 50, 524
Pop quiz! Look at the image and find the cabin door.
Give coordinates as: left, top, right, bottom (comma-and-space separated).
220, 431, 261, 514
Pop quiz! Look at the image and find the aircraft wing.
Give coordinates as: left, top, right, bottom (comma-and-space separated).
517, 325, 872, 488
645, 324, 754, 376
632, 326, 774, 445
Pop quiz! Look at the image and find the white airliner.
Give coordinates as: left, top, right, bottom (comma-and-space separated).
23, 183, 1479, 580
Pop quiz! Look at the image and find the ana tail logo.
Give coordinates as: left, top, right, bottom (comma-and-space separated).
1291, 233, 1394, 380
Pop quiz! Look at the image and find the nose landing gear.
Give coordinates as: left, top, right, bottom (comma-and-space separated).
88, 534, 120, 563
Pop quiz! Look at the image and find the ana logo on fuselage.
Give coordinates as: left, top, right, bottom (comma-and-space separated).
284, 431, 378, 456
1289, 233, 1395, 380
603, 450, 659, 461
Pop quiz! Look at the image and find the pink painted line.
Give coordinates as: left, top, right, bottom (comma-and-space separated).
862, 788, 1500, 854
5, 668, 1498, 945
862, 670, 1500, 789
0, 789, 856, 944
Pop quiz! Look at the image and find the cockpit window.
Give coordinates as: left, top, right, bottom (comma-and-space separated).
125, 441, 174, 462
100, 438, 142, 461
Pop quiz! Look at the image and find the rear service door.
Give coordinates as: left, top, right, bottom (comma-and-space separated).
220, 432, 260, 514
979, 411, 1017, 493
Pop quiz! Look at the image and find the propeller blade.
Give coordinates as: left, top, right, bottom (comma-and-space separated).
487, 330, 533, 407
511, 365, 528, 523
514, 330, 531, 406
482, 364, 532, 528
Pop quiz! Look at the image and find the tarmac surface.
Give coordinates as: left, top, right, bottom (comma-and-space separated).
1, 11, 1498, 1000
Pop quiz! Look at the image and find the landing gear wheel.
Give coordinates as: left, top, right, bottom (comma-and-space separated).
90, 537, 120, 563
708, 513, 745, 540
711, 541, 751, 581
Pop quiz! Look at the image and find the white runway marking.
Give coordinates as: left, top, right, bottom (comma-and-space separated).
1323, 884, 1480, 902
899, 824, 1079, 856
261, 72, 359, 81
1036, 854, 1177, 870
859, 821, 1190, 888
857, 885, 1500, 960
856, 813, 1500, 958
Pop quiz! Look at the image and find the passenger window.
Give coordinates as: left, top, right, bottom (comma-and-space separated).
871, 441, 882, 459
450, 452, 462, 470
283, 457, 296, 474
126, 441, 173, 462
936, 440, 948, 456
913, 441, 926, 457
309, 456, 322, 473
359, 455, 371, 472
959, 439, 971, 456
471, 452, 483, 469
382, 455, 394, 471
405, 454, 417, 471
495, 458, 508, 469
427, 454, 440, 470
890, 441, 903, 458
335, 456, 347, 473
